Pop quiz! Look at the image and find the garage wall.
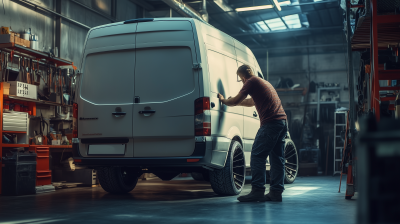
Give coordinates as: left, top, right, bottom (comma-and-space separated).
254, 33, 359, 174
0, 0, 138, 69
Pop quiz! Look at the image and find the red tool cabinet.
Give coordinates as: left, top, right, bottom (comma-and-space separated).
30, 146, 52, 186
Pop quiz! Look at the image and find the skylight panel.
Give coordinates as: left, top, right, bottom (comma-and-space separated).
264, 18, 287, 31
282, 14, 302, 29
255, 21, 270, 31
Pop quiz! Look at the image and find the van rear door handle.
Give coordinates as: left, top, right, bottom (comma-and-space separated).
139, 110, 156, 114
253, 112, 257, 117
112, 112, 126, 116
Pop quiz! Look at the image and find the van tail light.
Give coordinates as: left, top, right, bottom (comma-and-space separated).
195, 97, 211, 136
73, 103, 78, 138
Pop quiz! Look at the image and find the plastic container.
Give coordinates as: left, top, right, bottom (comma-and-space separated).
1, 150, 37, 196
22, 28, 31, 40
4, 100, 9, 110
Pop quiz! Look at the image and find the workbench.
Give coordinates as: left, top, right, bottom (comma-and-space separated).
0, 43, 75, 194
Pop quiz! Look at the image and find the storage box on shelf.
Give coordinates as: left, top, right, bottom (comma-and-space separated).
0, 33, 30, 48
9, 81, 37, 100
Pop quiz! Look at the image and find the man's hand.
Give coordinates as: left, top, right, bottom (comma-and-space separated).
218, 93, 225, 101
219, 92, 247, 107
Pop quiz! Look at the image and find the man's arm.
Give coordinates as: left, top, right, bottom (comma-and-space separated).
218, 92, 247, 106
237, 98, 255, 107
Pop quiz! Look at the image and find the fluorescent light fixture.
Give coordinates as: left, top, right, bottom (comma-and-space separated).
235, 5, 273, 12
272, 0, 282, 11
279, 1, 291, 5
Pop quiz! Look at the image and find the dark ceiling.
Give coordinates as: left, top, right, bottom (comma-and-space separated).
139, 0, 345, 56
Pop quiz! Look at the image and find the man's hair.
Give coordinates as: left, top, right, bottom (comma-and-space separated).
237, 64, 254, 79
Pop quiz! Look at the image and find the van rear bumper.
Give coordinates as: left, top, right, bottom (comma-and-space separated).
73, 156, 206, 167
72, 140, 208, 167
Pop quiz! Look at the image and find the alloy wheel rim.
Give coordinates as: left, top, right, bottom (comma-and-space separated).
284, 141, 298, 182
232, 145, 245, 190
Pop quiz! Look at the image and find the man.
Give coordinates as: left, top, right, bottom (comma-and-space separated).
218, 64, 287, 202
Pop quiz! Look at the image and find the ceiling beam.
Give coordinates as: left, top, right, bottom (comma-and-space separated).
231, 26, 343, 37
129, 0, 155, 11
253, 50, 347, 58
251, 43, 345, 51
230, 0, 338, 9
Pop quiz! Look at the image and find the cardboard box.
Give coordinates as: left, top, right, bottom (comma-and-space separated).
11, 32, 20, 37
52, 140, 61, 145
14, 36, 30, 47
20, 38, 30, 48
0, 26, 10, 34
9, 81, 37, 100
3, 82, 10, 95
0, 34, 15, 44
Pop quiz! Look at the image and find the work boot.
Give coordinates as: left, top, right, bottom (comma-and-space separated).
264, 189, 283, 202
237, 187, 266, 202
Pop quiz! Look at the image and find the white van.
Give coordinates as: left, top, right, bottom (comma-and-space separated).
72, 18, 298, 195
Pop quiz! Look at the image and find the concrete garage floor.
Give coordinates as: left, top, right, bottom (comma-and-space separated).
0, 176, 356, 224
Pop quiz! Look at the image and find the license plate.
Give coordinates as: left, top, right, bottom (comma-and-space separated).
88, 144, 125, 155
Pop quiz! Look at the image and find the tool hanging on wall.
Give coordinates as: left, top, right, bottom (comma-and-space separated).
2, 53, 7, 82
21, 57, 26, 83
53, 68, 56, 95
48, 66, 52, 95
27, 58, 31, 84
0, 52, 3, 81
59, 69, 63, 105
16, 57, 21, 82
5, 53, 10, 82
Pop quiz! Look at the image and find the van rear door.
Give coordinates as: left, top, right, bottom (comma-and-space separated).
132, 21, 199, 157
78, 23, 136, 149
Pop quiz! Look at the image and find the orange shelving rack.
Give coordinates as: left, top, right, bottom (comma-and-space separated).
0, 43, 75, 194
350, 0, 400, 121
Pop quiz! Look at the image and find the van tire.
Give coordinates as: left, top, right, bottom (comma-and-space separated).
284, 139, 298, 184
209, 141, 245, 196
97, 167, 139, 194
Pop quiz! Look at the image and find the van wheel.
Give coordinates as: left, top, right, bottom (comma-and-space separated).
97, 167, 139, 194
209, 141, 245, 195
284, 139, 298, 184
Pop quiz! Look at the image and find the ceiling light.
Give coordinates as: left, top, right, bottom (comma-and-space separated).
235, 5, 273, 12
272, 0, 282, 11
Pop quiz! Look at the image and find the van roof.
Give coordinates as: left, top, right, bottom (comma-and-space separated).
89, 17, 200, 32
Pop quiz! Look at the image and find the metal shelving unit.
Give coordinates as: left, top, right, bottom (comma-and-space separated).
316, 87, 341, 128
334, 111, 347, 176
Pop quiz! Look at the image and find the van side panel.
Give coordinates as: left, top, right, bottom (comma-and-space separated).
199, 23, 244, 142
